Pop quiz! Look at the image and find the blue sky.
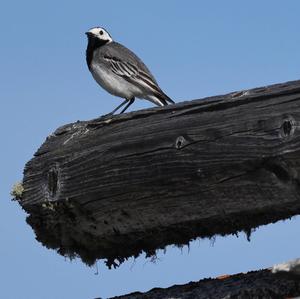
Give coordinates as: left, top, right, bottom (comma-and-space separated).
1, 1, 300, 298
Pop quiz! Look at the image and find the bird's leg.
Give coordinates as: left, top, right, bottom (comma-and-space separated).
99, 98, 134, 120
120, 97, 135, 114
106, 98, 129, 116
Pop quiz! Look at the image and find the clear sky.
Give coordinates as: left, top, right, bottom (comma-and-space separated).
1, 1, 300, 298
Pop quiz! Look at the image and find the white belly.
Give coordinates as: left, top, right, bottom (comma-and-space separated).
90, 63, 143, 100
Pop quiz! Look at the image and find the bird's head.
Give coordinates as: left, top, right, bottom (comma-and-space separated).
85, 27, 113, 44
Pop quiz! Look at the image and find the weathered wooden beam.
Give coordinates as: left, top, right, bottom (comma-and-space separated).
20, 80, 300, 267
111, 261, 300, 299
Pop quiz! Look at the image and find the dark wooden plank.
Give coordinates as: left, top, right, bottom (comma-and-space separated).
110, 268, 300, 299
19, 79, 300, 267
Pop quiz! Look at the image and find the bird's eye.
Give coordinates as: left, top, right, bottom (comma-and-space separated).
99, 30, 103, 35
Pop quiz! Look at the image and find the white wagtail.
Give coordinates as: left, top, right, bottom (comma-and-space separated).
85, 27, 174, 115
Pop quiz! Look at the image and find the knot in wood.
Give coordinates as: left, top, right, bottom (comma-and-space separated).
280, 116, 295, 139
175, 136, 187, 149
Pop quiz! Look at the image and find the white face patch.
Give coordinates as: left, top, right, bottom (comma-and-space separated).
88, 27, 113, 43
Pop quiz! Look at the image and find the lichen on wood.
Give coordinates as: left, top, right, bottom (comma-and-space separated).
11, 181, 24, 201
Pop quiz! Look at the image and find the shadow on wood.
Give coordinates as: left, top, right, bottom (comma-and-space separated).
19, 80, 300, 267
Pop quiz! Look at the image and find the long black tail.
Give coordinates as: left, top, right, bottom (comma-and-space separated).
156, 91, 175, 106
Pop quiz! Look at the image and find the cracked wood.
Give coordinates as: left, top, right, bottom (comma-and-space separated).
20, 79, 300, 266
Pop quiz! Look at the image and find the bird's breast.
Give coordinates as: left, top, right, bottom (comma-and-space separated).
90, 62, 143, 99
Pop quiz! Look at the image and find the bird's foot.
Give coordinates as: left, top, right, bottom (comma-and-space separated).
98, 112, 114, 120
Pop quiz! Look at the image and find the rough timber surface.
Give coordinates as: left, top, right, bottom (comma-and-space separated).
111, 269, 300, 299
21, 79, 300, 267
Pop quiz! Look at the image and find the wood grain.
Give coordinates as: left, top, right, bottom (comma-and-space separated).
21, 80, 300, 267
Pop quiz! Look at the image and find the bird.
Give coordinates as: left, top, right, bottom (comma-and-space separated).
85, 27, 174, 115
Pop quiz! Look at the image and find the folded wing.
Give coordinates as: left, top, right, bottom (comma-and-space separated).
104, 55, 174, 105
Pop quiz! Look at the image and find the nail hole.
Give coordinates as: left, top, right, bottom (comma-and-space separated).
280, 117, 295, 139
175, 136, 186, 149
283, 120, 292, 136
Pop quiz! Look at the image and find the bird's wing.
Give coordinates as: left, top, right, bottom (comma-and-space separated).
103, 55, 164, 95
